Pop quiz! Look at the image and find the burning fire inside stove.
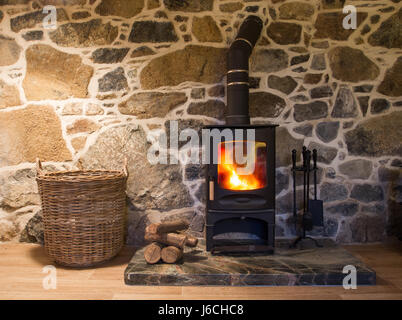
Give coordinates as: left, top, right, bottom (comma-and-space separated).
218, 141, 267, 191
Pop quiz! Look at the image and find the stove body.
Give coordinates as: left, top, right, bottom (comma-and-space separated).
205, 124, 277, 253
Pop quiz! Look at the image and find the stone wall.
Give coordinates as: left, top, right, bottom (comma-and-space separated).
0, 0, 401, 244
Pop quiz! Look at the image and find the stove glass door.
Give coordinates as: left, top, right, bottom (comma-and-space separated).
217, 140, 267, 191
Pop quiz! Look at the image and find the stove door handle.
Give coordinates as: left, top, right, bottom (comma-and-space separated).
209, 180, 214, 201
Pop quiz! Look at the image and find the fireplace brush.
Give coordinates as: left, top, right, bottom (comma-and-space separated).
290, 147, 323, 249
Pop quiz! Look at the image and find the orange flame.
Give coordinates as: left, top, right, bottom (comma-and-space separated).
218, 141, 267, 191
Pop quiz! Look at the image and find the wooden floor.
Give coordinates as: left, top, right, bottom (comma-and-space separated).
0, 242, 402, 300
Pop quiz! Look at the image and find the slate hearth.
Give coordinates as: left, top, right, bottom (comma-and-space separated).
124, 239, 375, 286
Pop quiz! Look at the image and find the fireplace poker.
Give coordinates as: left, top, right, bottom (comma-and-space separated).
292, 149, 297, 229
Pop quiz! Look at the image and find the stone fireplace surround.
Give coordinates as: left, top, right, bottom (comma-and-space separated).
0, 0, 401, 246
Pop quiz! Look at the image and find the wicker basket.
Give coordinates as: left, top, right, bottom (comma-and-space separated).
36, 159, 128, 267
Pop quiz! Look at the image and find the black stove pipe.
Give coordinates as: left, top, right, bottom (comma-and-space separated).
226, 15, 263, 125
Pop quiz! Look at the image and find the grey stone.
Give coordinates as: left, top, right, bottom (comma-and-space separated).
276, 127, 304, 168
370, 15, 380, 24
278, 2, 315, 21
191, 88, 205, 99
308, 141, 337, 164
251, 49, 288, 73
339, 159, 373, 180
72, 11, 91, 20
393, 101, 402, 107
185, 164, 205, 181
393, 101, 402, 110
345, 112, 402, 157
277, 191, 304, 214
361, 24, 371, 35
95, 0, 144, 18
311, 41, 329, 49
314, 12, 367, 41
0, 167, 40, 210
91, 48, 129, 64
129, 21, 178, 43
290, 95, 309, 102
165, 118, 216, 149
357, 96, 369, 117
371, 98, 390, 114
328, 46, 379, 82
249, 92, 286, 118
189, 213, 205, 233
294, 101, 328, 122
163, 0, 213, 12
80, 125, 193, 211
361, 203, 385, 215
208, 85, 224, 98
377, 57, 402, 97
19, 210, 43, 244
293, 123, 312, 137
350, 184, 384, 203
267, 75, 297, 94
219, 2, 244, 13
315, 121, 339, 143
22, 30, 43, 41
311, 54, 326, 70
391, 159, 402, 168
294, 167, 323, 187
249, 77, 260, 89
310, 85, 333, 99
10, 9, 68, 33
394, 185, 402, 204
387, 200, 402, 240
343, 121, 354, 129
194, 183, 206, 204
49, 19, 118, 47
131, 46, 156, 58
290, 54, 310, 66
267, 22, 302, 45
325, 167, 336, 179
246, 6, 259, 13
118, 92, 187, 119
303, 73, 322, 84
351, 214, 385, 242
292, 66, 307, 73
324, 218, 339, 237
98, 67, 128, 92
140, 45, 227, 89
368, 8, 402, 49
379, 6, 396, 13
332, 86, 358, 118
276, 169, 289, 195
320, 182, 348, 202
192, 16, 222, 43
353, 85, 373, 93
378, 167, 400, 182
187, 100, 226, 120
0, 36, 22, 67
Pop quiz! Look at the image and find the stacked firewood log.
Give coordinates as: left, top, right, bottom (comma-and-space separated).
143, 219, 198, 264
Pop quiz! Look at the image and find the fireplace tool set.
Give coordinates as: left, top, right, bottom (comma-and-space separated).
290, 147, 324, 248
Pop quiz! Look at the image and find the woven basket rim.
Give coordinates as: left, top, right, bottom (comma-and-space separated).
37, 169, 126, 183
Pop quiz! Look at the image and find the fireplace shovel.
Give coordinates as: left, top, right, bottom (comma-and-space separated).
308, 149, 324, 227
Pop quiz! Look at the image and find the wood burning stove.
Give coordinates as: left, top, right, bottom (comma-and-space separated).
204, 16, 278, 253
